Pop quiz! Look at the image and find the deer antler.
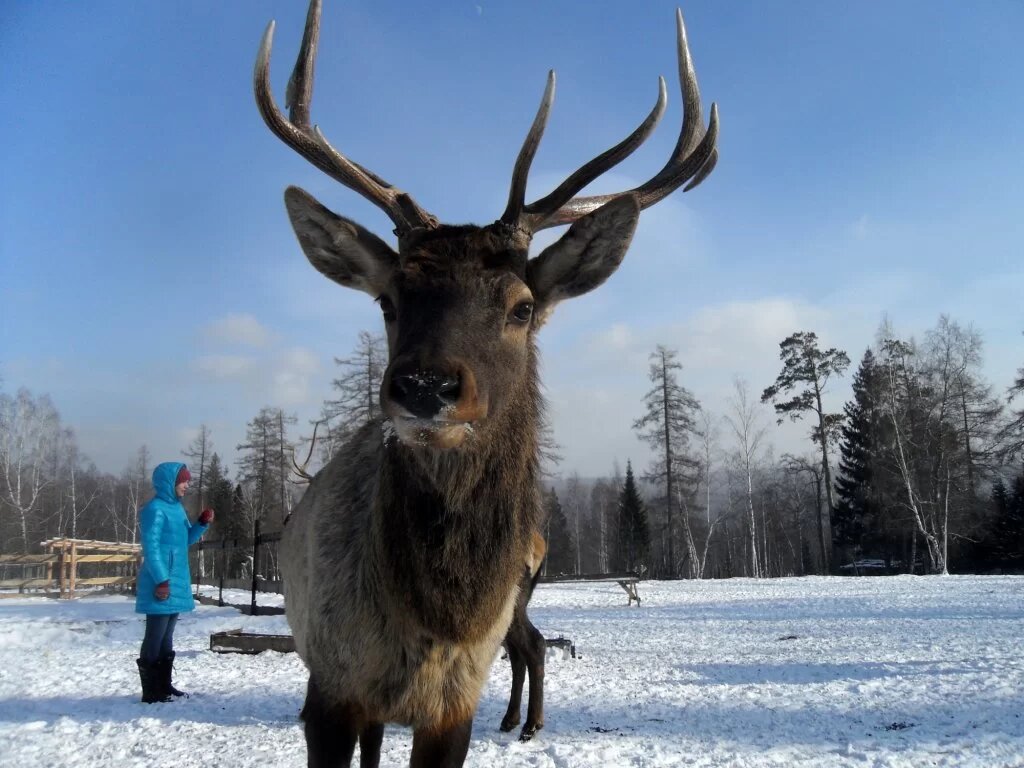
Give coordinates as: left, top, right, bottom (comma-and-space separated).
291, 419, 324, 484
257, 1, 716, 239
254, 0, 438, 235
505, 9, 719, 232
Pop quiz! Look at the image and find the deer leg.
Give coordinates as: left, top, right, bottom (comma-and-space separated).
519, 618, 546, 741
300, 676, 359, 768
410, 719, 473, 768
359, 722, 384, 768
499, 642, 525, 732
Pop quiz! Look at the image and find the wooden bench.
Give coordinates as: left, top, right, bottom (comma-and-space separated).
539, 572, 643, 606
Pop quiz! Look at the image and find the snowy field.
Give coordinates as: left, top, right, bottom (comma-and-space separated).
1, 575, 1022, 767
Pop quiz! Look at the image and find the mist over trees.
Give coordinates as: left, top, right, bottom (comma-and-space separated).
2, 314, 1022, 581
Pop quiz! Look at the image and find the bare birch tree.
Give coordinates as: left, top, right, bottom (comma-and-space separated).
724, 378, 768, 578
0, 389, 60, 551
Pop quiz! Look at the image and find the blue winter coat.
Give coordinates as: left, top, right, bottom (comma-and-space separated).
135, 462, 208, 615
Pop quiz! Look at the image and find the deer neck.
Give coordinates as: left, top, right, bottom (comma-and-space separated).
374, 386, 542, 642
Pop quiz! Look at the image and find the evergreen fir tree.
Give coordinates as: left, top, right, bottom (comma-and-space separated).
542, 487, 575, 576
203, 453, 235, 539
988, 466, 1024, 571
834, 349, 882, 562
227, 483, 250, 577
614, 462, 651, 573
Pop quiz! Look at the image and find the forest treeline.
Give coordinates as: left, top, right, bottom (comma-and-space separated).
2, 317, 1022, 579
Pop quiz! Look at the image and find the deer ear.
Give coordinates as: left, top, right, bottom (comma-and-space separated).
526, 195, 640, 316
284, 186, 398, 297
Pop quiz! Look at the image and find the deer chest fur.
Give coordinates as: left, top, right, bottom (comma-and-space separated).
280, 421, 535, 729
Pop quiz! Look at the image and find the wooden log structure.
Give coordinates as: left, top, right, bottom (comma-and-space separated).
210, 628, 296, 654
0, 538, 140, 599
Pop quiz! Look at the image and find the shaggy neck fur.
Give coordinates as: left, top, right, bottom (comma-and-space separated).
374, 347, 543, 644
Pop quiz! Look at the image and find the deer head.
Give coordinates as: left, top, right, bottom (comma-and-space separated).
255, 0, 718, 452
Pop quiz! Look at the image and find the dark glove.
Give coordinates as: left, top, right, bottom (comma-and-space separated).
154, 580, 170, 601
198, 508, 214, 525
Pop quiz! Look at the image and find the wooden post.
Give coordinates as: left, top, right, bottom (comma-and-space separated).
47, 542, 57, 593
193, 544, 200, 598
219, 539, 227, 607
251, 520, 261, 616
68, 542, 78, 599
58, 542, 67, 598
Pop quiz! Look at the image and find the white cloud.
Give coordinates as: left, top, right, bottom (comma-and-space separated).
543, 296, 867, 477
850, 214, 870, 240
589, 323, 635, 352
679, 298, 833, 372
270, 347, 321, 406
202, 313, 276, 348
192, 354, 257, 379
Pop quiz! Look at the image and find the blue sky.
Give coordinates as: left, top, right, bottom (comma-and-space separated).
2, 1, 1022, 477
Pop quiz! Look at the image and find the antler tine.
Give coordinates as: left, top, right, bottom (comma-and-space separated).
291, 420, 324, 484
520, 77, 668, 228
255, 0, 437, 234
501, 71, 556, 225
524, 8, 719, 232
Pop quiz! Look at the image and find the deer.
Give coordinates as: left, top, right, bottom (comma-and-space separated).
499, 531, 548, 741
254, 0, 718, 765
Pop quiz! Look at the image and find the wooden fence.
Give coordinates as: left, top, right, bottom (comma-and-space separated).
190, 520, 283, 615
0, 538, 140, 599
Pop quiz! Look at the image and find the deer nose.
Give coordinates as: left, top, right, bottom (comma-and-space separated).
390, 369, 462, 418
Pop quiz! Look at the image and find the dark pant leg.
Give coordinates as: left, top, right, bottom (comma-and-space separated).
159, 613, 179, 658
140, 614, 175, 663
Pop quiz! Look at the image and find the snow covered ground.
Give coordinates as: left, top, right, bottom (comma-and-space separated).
1, 575, 1022, 767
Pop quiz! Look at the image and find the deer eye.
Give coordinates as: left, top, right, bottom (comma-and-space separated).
509, 301, 534, 325
378, 296, 397, 323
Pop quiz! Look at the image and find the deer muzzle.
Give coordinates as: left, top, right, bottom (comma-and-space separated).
382, 360, 488, 448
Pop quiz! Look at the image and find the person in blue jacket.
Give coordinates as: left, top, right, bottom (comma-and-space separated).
135, 462, 214, 703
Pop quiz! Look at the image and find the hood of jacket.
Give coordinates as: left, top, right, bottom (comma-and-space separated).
152, 461, 186, 503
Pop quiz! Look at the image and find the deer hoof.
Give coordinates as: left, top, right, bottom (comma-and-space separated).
519, 722, 543, 742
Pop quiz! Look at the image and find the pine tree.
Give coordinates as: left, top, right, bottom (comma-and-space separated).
762, 331, 850, 569
613, 462, 651, 573
542, 487, 575, 576
834, 349, 882, 564
633, 345, 701, 577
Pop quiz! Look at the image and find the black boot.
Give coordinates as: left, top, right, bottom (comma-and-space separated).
137, 658, 172, 703
158, 652, 188, 698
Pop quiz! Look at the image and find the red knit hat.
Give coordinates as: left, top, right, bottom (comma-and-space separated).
176, 466, 192, 485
